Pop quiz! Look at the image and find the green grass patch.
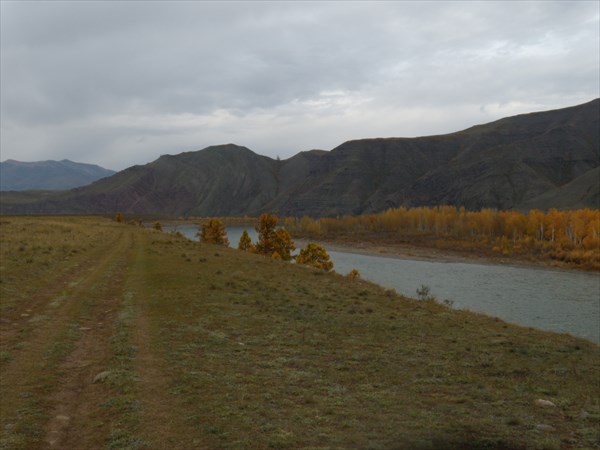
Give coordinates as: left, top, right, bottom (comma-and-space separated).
101, 289, 145, 449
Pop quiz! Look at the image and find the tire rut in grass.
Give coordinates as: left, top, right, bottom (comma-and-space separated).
0, 230, 132, 449
0, 231, 126, 355
43, 231, 138, 449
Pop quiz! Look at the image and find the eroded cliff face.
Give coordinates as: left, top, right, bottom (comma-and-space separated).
2, 99, 598, 216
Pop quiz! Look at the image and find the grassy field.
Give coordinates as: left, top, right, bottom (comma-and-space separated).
0, 216, 598, 450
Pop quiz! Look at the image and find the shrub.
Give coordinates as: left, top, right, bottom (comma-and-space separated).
347, 268, 361, 279
296, 243, 334, 271
416, 284, 435, 301
115, 212, 124, 223
154, 222, 163, 231
199, 219, 229, 246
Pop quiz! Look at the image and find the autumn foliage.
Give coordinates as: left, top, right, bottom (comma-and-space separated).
237, 230, 255, 252
296, 243, 334, 271
284, 206, 600, 269
199, 218, 229, 246
254, 213, 295, 260
346, 268, 361, 279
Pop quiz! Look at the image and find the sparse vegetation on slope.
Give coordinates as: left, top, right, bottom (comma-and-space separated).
0, 217, 598, 449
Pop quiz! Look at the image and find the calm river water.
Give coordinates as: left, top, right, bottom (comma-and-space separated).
168, 225, 600, 344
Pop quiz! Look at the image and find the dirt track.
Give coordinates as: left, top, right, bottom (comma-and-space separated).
0, 224, 187, 449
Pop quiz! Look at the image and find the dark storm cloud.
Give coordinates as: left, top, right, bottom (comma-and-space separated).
1, 1, 598, 169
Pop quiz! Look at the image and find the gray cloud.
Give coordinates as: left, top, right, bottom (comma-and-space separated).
1, 1, 598, 170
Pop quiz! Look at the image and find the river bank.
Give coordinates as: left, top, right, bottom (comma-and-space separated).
295, 236, 596, 272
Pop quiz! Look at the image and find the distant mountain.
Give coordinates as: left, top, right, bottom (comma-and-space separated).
0, 159, 115, 191
1, 99, 598, 215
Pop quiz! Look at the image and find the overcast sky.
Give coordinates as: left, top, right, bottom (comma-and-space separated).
1, 1, 598, 170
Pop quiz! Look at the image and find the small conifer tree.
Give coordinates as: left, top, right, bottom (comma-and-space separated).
296, 243, 334, 271
255, 213, 295, 260
115, 212, 124, 223
238, 230, 254, 252
273, 228, 295, 260
154, 221, 163, 231
255, 213, 278, 255
199, 218, 229, 246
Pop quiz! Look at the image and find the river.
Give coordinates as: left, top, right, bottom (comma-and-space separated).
167, 225, 600, 344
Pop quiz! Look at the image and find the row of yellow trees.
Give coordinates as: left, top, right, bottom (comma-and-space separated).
201, 214, 334, 271
115, 212, 335, 271
283, 207, 600, 268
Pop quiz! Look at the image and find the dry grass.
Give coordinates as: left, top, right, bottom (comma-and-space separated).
0, 216, 598, 449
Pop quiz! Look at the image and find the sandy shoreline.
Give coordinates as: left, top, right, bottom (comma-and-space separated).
294, 238, 590, 273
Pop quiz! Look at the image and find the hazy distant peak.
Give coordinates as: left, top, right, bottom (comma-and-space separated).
0, 159, 116, 191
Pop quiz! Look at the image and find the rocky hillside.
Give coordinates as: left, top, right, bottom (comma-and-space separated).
0, 159, 115, 191
1, 99, 598, 216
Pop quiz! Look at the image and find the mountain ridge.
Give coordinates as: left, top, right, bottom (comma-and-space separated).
1, 99, 598, 216
0, 159, 116, 191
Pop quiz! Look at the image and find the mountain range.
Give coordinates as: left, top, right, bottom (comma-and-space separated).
0, 159, 115, 191
1, 99, 598, 216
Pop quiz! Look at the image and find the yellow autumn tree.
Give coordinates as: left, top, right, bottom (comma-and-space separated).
274, 228, 296, 260
199, 218, 229, 246
254, 213, 295, 260
238, 230, 254, 252
296, 243, 333, 271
